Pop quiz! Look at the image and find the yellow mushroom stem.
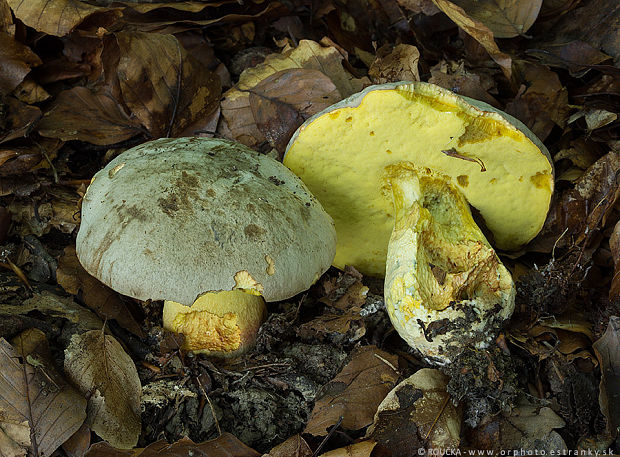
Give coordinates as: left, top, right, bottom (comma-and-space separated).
383, 163, 515, 363
163, 289, 267, 358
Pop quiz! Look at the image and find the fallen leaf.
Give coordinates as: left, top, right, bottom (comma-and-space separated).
449, 0, 542, 38
592, 316, 620, 433
247, 68, 340, 153
304, 346, 400, 436
610, 222, 620, 299
62, 423, 91, 457
0, 290, 103, 332
113, 31, 221, 138
367, 368, 461, 452
431, 0, 512, 78
428, 60, 499, 106
6, 0, 117, 37
0, 332, 86, 457
64, 330, 142, 450
0, 97, 41, 144
319, 441, 377, 457
83, 433, 260, 457
0, 138, 61, 177
57, 246, 145, 338
219, 39, 369, 148
0, 32, 41, 96
397, 0, 441, 15
369, 44, 421, 84
526, 40, 612, 77
505, 61, 569, 141
37, 87, 145, 146
12, 78, 50, 104
265, 434, 312, 457
0, 0, 12, 34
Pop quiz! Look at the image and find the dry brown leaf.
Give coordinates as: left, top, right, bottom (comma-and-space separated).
64, 330, 142, 450
0, 97, 41, 144
429, 60, 499, 106
304, 346, 400, 436
6, 0, 116, 37
505, 61, 569, 141
0, 32, 41, 96
247, 68, 340, 153
369, 44, 420, 84
0, 290, 103, 332
319, 441, 377, 457
0, 138, 61, 177
432, 0, 512, 78
527, 40, 612, 77
0, 332, 86, 457
593, 316, 620, 433
13, 78, 50, 104
450, 0, 542, 38
0, 0, 13, 34
113, 31, 221, 138
367, 369, 461, 452
397, 0, 441, 15
219, 39, 368, 148
57, 246, 144, 337
265, 434, 312, 457
84, 433, 261, 457
610, 222, 620, 299
37, 87, 145, 146
62, 423, 91, 457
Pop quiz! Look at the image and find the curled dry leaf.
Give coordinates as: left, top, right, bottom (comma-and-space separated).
114, 31, 221, 138
592, 316, 620, 433
319, 441, 377, 457
6, 0, 117, 37
0, 331, 86, 457
83, 433, 261, 457
449, 0, 542, 38
64, 330, 142, 450
610, 222, 620, 300
0, 32, 41, 96
265, 434, 312, 457
366, 368, 461, 453
57, 246, 144, 338
219, 39, 369, 149
0, 97, 41, 144
431, 0, 512, 78
428, 61, 499, 106
304, 346, 400, 436
369, 44, 421, 84
37, 87, 145, 146
247, 68, 341, 153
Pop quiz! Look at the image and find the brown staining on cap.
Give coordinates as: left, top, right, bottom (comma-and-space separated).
244, 223, 266, 239
265, 255, 275, 275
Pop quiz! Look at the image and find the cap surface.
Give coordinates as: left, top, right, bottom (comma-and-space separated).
77, 137, 336, 304
284, 81, 553, 276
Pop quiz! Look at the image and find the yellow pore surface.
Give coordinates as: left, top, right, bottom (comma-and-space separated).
284, 87, 553, 277
163, 289, 266, 355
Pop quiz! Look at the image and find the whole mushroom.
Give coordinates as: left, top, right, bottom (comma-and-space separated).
77, 137, 336, 357
284, 82, 553, 363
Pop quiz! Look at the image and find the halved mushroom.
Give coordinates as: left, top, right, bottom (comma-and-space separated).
77, 137, 336, 357
284, 82, 553, 363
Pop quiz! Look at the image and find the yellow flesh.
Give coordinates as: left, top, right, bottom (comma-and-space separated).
284, 87, 553, 276
163, 289, 266, 355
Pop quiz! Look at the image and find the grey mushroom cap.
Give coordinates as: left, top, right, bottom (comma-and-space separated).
76, 137, 337, 304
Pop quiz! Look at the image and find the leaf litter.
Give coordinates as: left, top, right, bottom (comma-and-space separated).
0, 0, 618, 454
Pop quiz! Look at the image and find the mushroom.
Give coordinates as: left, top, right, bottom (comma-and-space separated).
284, 82, 553, 363
77, 137, 336, 357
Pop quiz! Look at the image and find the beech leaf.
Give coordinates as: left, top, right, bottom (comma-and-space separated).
449, 0, 542, 38
64, 330, 142, 450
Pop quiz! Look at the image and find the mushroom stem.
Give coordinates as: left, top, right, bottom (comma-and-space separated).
384, 163, 515, 363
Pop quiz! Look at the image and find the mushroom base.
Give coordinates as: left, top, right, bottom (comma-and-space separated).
163, 290, 267, 358
383, 164, 515, 364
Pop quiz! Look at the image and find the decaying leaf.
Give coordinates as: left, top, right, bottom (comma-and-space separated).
265, 434, 312, 457
470, 398, 567, 452
610, 222, 620, 300
449, 0, 542, 38
0, 97, 41, 144
304, 346, 400, 436
114, 31, 221, 138
0, 32, 42, 96
592, 316, 620, 434
83, 433, 261, 457
247, 68, 340, 153
369, 44, 420, 84
6, 0, 118, 37
0, 332, 86, 457
505, 61, 569, 141
431, 0, 512, 78
367, 369, 461, 452
428, 60, 499, 106
62, 423, 91, 457
319, 441, 377, 457
57, 246, 144, 337
64, 330, 142, 449
37, 87, 145, 146
219, 39, 369, 148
